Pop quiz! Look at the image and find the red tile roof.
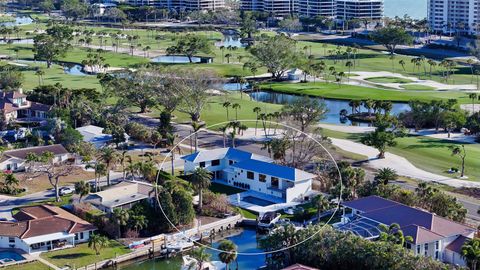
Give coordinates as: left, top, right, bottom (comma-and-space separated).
0, 205, 96, 239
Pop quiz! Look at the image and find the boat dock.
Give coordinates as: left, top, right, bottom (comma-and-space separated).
77, 215, 243, 270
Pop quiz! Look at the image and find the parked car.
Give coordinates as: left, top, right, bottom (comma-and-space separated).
59, 186, 74, 196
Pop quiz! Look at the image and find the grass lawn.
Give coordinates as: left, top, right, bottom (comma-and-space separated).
260, 82, 469, 103
18, 167, 95, 194
295, 38, 475, 86
209, 182, 243, 195
322, 128, 480, 181
238, 208, 257, 219
41, 241, 130, 268
170, 92, 283, 127
365, 76, 414, 84
4, 261, 51, 270
400, 84, 437, 91
12, 195, 73, 216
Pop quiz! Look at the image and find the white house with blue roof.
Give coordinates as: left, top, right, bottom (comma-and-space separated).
181, 148, 315, 203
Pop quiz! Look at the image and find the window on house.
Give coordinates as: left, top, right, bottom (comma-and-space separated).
271, 177, 279, 188
199, 162, 205, 168
435, 251, 439, 260
259, 174, 266, 182
8, 237, 14, 243
425, 243, 428, 251
80, 232, 84, 239
229, 160, 234, 165
435, 241, 439, 250
247, 171, 254, 180
211, 159, 220, 166
75, 234, 79, 241
416, 245, 421, 254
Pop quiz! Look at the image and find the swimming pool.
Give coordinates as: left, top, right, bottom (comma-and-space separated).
0, 251, 25, 264
243, 196, 275, 206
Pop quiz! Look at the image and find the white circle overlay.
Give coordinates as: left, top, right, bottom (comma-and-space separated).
156, 119, 343, 256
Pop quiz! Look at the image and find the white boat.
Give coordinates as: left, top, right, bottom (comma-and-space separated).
257, 212, 281, 229
181, 255, 225, 270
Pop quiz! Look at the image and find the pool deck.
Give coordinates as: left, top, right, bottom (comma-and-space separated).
0, 248, 37, 268
228, 190, 302, 213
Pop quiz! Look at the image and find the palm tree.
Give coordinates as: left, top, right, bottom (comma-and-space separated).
86, 162, 106, 192
222, 101, 231, 120
253, 107, 261, 136
112, 208, 130, 239
374, 167, 398, 185
218, 240, 237, 270
231, 103, 241, 120
165, 132, 177, 175
450, 145, 467, 178
219, 125, 228, 148
35, 69, 45, 86
345, 61, 353, 81
190, 247, 211, 270
4, 173, 18, 188
462, 238, 480, 270
312, 194, 329, 220
191, 121, 205, 152
225, 53, 232, 63
130, 214, 147, 234
97, 148, 119, 186
378, 223, 413, 247
469, 93, 478, 112
190, 167, 212, 213
398, 59, 406, 71
74, 181, 90, 202
88, 234, 109, 255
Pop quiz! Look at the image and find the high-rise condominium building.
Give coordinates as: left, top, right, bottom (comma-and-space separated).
125, 0, 225, 11
241, 0, 296, 16
428, 0, 479, 35
241, 0, 383, 20
296, 0, 336, 17
336, 0, 383, 21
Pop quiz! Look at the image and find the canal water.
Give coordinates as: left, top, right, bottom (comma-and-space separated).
0, 16, 33, 27
248, 91, 410, 126
113, 228, 266, 270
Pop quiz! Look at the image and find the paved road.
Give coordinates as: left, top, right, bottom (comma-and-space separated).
392, 180, 480, 221
0, 172, 124, 220
132, 114, 480, 221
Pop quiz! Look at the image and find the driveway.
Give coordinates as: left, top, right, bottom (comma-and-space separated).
0, 172, 124, 221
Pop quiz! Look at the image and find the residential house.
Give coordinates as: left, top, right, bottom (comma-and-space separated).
0, 205, 96, 253
76, 125, 129, 148
182, 148, 316, 203
282, 264, 319, 270
0, 144, 70, 172
0, 90, 51, 124
337, 196, 476, 266
84, 181, 155, 213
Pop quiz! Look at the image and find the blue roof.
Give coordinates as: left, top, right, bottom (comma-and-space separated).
181, 148, 267, 163
230, 159, 315, 182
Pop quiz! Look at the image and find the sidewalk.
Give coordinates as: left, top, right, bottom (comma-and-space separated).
330, 138, 480, 188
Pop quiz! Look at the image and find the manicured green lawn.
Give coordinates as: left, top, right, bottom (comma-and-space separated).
365, 76, 414, 84
400, 84, 437, 91
238, 208, 257, 219
209, 182, 243, 195
260, 82, 469, 103
171, 92, 283, 127
295, 39, 474, 85
387, 136, 480, 181
322, 128, 480, 181
41, 241, 130, 268
4, 261, 51, 270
